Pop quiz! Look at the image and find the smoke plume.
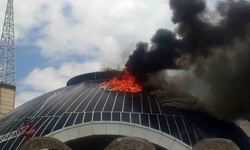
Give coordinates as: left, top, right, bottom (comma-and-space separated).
125, 0, 250, 121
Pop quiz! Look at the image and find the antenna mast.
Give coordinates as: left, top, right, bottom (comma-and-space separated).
0, 0, 15, 85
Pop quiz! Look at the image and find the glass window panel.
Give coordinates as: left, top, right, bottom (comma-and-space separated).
183, 117, 197, 146
124, 93, 132, 112
3, 138, 16, 150
131, 114, 140, 124
41, 117, 59, 136
112, 112, 120, 121
158, 115, 170, 134
39, 96, 62, 116
102, 112, 111, 121
175, 116, 190, 145
66, 88, 94, 112
56, 87, 87, 115
16, 136, 29, 150
75, 113, 84, 125
148, 96, 160, 114
0, 123, 9, 134
93, 112, 101, 121
10, 136, 24, 149
142, 93, 150, 113
141, 114, 149, 127
0, 141, 7, 150
1, 121, 18, 134
65, 113, 78, 127
9, 120, 23, 133
32, 91, 65, 116
25, 101, 47, 118
34, 117, 53, 137
103, 92, 117, 111
113, 92, 124, 111
122, 113, 130, 122
75, 113, 84, 124
47, 91, 76, 116
84, 113, 92, 122
132, 93, 141, 112
149, 114, 159, 130
36, 87, 74, 117
52, 113, 70, 131
167, 116, 181, 140
33, 117, 48, 131
76, 88, 99, 112
19, 93, 54, 118
94, 91, 110, 111
30, 117, 42, 128
85, 89, 104, 111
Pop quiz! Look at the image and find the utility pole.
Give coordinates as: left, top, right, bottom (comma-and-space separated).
0, 0, 16, 117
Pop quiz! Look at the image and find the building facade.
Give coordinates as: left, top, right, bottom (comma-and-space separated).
0, 83, 15, 118
0, 72, 249, 150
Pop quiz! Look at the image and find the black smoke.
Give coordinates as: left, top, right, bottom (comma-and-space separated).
125, 29, 180, 78
125, 0, 250, 121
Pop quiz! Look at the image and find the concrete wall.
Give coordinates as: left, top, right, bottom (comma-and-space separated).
0, 84, 15, 118
105, 137, 156, 150
46, 121, 192, 150
18, 137, 71, 150
193, 138, 240, 150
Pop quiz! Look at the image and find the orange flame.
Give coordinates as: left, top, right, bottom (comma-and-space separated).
99, 69, 142, 93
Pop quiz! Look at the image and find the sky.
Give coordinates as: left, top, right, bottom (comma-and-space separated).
0, 0, 219, 107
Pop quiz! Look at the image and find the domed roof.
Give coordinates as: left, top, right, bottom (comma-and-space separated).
0, 72, 249, 150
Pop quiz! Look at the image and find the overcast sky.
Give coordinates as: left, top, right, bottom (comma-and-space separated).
0, 0, 219, 107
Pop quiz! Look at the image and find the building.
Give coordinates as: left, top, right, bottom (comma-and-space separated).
0, 72, 249, 150
0, 83, 15, 118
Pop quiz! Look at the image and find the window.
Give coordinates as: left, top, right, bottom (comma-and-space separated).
85, 89, 104, 111
53, 113, 70, 131
131, 114, 140, 124
167, 116, 181, 140
175, 116, 190, 145
84, 113, 92, 122
158, 115, 170, 134
75, 113, 84, 125
93, 112, 101, 121
102, 112, 111, 121
34, 117, 53, 137
113, 93, 124, 111
122, 113, 130, 122
41, 117, 59, 136
65, 113, 78, 127
132, 93, 141, 112
103, 92, 117, 111
76, 88, 99, 112
140, 114, 149, 127
112, 112, 120, 121
149, 115, 159, 130
124, 93, 132, 112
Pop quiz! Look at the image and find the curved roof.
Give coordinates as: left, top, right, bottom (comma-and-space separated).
0, 72, 249, 150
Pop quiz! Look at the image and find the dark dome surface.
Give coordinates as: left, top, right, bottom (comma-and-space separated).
0, 71, 249, 150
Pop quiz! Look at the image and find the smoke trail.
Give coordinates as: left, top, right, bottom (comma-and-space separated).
125, 0, 250, 121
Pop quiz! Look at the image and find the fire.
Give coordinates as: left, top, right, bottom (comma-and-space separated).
99, 69, 142, 93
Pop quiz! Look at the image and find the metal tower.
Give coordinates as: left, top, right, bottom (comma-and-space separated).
0, 0, 15, 86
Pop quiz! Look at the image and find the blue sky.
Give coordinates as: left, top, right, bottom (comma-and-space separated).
0, 0, 220, 107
